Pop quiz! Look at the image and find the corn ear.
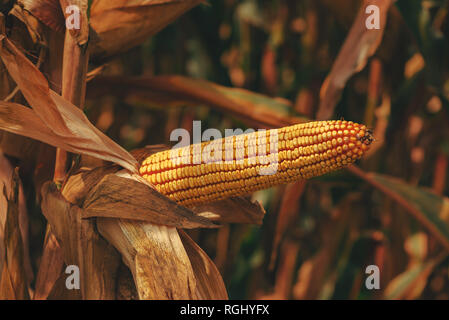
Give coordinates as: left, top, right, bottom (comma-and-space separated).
139, 120, 373, 207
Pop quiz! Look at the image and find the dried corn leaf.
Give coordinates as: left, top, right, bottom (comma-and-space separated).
0, 153, 31, 294
41, 183, 79, 259
0, 34, 138, 173
317, 0, 393, 120
46, 268, 82, 300
18, 0, 203, 58
33, 230, 64, 300
178, 230, 228, 299
0, 168, 29, 299
270, 180, 306, 268
0, 263, 18, 299
262, 240, 300, 299
89, 0, 203, 58
0, 101, 131, 175
293, 194, 360, 299
0, 131, 41, 160
61, 165, 121, 205
9, 4, 45, 44
97, 218, 199, 299
0, 166, 5, 276
3, 158, 31, 281
0, 36, 14, 102
0, 153, 15, 277
35, 165, 118, 300
41, 181, 120, 299
320, 0, 362, 28
0, 101, 75, 149
349, 166, 449, 252
88, 75, 305, 129
17, 0, 65, 34
384, 254, 446, 300
82, 173, 218, 228
193, 197, 266, 225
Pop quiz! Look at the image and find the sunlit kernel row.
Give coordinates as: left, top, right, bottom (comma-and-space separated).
139, 120, 373, 207
141, 132, 277, 164
141, 141, 365, 192
140, 136, 362, 175
154, 161, 281, 195
163, 144, 360, 204
171, 150, 358, 205
152, 143, 357, 204
141, 121, 366, 168
172, 168, 303, 206
141, 138, 277, 168
141, 154, 280, 183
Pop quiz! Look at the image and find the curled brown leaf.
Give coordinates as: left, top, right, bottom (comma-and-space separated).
87, 75, 305, 129
82, 173, 218, 229
178, 230, 228, 299
317, 0, 393, 120
0, 34, 138, 173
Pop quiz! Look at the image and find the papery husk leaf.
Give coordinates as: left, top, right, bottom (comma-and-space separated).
36, 165, 119, 300
61, 165, 121, 206
0, 154, 33, 288
41, 181, 120, 299
33, 230, 65, 300
82, 173, 218, 229
0, 168, 29, 299
97, 218, 198, 299
178, 230, 228, 299
0, 153, 12, 277
0, 263, 17, 299
46, 268, 82, 300
193, 197, 265, 225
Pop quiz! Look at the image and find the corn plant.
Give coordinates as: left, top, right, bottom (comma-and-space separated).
0, 0, 449, 301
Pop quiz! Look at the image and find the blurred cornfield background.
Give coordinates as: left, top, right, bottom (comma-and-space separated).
2, 0, 449, 300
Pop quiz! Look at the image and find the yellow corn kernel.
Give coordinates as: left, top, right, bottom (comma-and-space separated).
139, 120, 373, 207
